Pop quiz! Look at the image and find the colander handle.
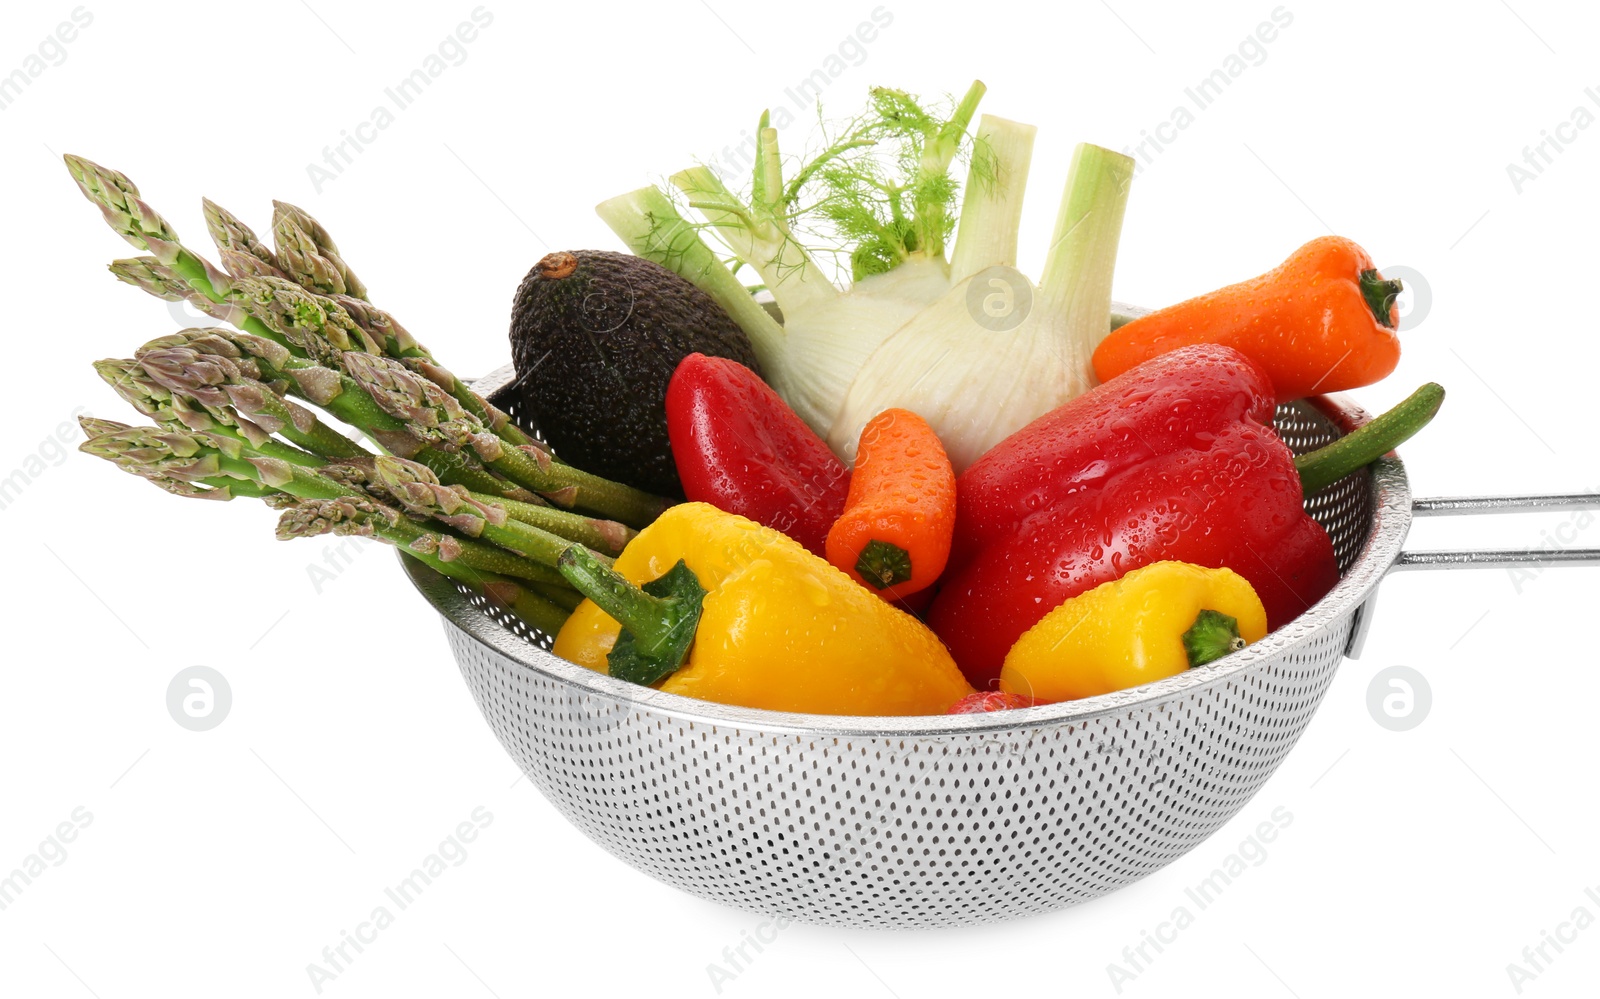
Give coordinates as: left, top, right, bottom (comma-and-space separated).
1344, 493, 1599, 658
1393, 493, 1600, 570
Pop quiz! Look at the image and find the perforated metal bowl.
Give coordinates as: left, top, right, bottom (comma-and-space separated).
401, 362, 1598, 929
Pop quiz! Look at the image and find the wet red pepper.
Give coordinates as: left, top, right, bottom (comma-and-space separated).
928, 344, 1342, 688
947, 691, 1037, 714
665, 354, 848, 556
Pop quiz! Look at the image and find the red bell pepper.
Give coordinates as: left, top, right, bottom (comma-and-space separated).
929, 344, 1443, 688
665, 353, 848, 555
948, 691, 1038, 714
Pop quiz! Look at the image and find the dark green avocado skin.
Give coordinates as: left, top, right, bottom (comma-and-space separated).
508, 250, 762, 496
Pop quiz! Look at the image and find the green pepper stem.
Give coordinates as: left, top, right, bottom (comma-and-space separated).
1296, 383, 1445, 497
855, 539, 914, 590
557, 547, 705, 685
1359, 268, 1404, 329
1182, 609, 1245, 667
557, 546, 680, 652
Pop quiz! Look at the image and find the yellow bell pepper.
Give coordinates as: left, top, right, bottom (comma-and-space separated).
1000, 561, 1267, 702
553, 502, 974, 715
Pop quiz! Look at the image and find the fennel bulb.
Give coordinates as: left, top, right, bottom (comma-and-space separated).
597, 82, 1134, 472
830, 137, 1134, 471
600, 84, 986, 437
757, 258, 954, 433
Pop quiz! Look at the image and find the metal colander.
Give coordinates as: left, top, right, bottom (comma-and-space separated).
399, 362, 1598, 929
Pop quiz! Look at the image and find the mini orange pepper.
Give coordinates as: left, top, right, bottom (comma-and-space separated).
1092, 236, 1403, 401
825, 408, 955, 600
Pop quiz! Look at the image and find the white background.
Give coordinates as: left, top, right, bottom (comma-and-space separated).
2, 0, 1598, 996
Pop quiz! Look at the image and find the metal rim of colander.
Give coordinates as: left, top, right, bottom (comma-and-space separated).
402, 374, 1412, 737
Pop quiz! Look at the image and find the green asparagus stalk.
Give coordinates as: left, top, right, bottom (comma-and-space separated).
259, 200, 535, 447
262, 199, 535, 448
305, 453, 629, 555
401, 351, 538, 452
76, 157, 544, 463
221, 276, 544, 463
67, 153, 672, 626
372, 456, 614, 567
228, 275, 383, 360
96, 355, 225, 431
472, 492, 634, 556
143, 317, 410, 442
323, 292, 420, 357
415, 553, 572, 634
64, 156, 283, 343
76, 416, 261, 500
108, 257, 255, 328
136, 344, 369, 461
94, 357, 324, 467
76, 435, 568, 629
131, 327, 405, 449
268, 494, 560, 587
289, 273, 535, 451
81, 423, 570, 589
137, 325, 530, 500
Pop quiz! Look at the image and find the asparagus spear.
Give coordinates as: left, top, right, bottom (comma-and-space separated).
80, 422, 569, 589
75, 156, 542, 459
64, 156, 284, 343
342, 352, 669, 526
84, 416, 566, 627
76, 416, 266, 499
325, 292, 420, 357
255, 197, 533, 449
238, 291, 662, 522
136, 344, 369, 461
94, 356, 324, 467
97, 355, 225, 432
278, 452, 631, 555
372, 456, 615, 566
272, 200, 368, 300
474, 492, 633, 555
78, 162, 504, 469
216, 277, 549, 472
109, 257, 254, 328
202, 198, 289, 281
261, 200, 531, 446
138, 325, 529, 500
67, 154, 671, 638
150, 289, 648, 519
78, 420, 607, 587
228, 275, 382, 361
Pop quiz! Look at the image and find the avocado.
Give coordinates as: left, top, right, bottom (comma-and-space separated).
508, 250, 762, 495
